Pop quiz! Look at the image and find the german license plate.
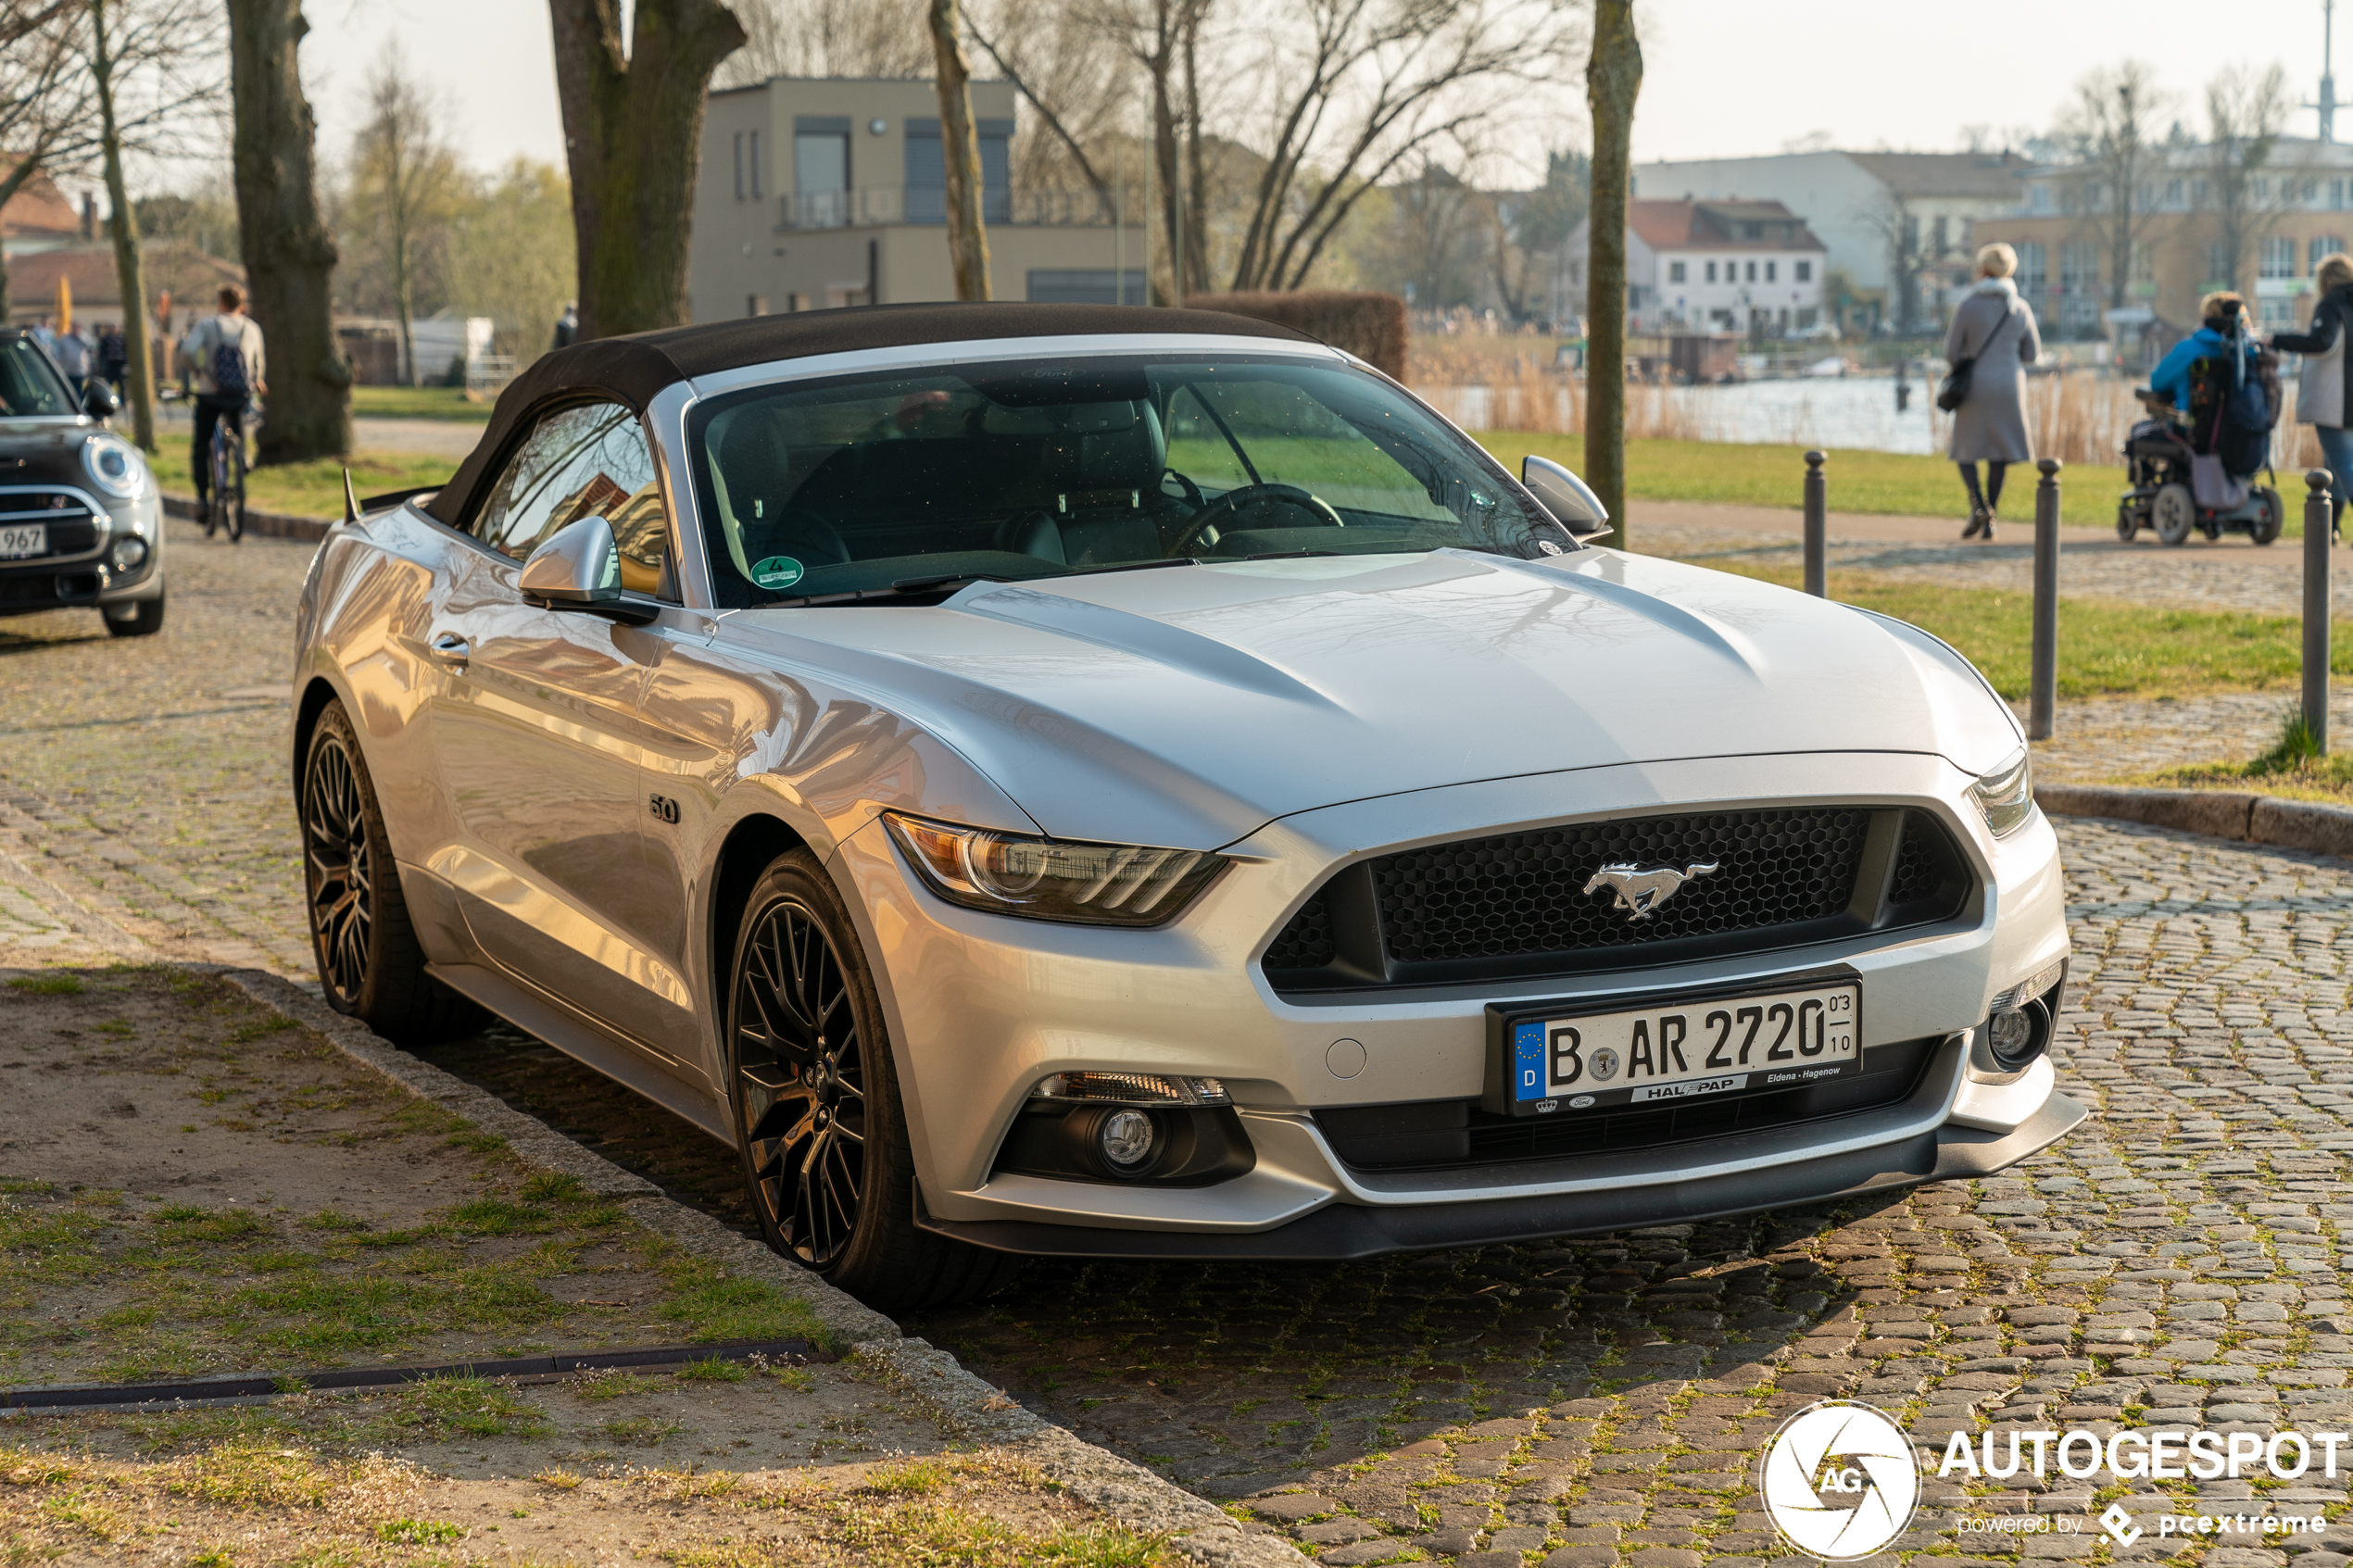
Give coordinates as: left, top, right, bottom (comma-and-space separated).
1485, 970, 1860, 1119
0, 523, 44, 560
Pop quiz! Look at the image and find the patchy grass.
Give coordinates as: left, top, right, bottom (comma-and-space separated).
1478, 430, 2143, 532
2126, 699, 2353, 801
350, 384, 494, 422
4, 975, 83, 996
1693, 558, 2353, 701
676, 1356, 750, 1385
145, 445, 456, 519
376, 1374, 549, 1440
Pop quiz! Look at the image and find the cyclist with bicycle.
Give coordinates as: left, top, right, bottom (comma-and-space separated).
178, 285, 265, 534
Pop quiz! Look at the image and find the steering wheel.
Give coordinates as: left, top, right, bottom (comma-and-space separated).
1164, 483, 1344, 558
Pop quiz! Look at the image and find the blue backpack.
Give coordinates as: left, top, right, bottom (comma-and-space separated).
210, 320, 250, 397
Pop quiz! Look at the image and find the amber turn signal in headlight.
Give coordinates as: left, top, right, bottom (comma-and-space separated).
882, 812, 1227, 926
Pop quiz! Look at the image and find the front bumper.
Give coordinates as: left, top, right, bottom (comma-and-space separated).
0, 485, 164, 616
831, 749, 2073, 1255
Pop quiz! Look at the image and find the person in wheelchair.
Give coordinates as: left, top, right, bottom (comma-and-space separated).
2119, 293, 2284, 546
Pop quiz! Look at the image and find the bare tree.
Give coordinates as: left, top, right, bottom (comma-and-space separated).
0, 1, 98, 327
1583, 0, 1638, 550
548, 0, 746, 341
927, 0, 989, 299
2053, 60, 2168, 314
1858, 193, 1924, 335
1215, 0, 1580, 294
229, 0, 349, 463
1492, 144, 1586, 323
351, 51, 461, 386
1086, 0, 1213, 299
80, 0, 222, 452
2201, 62, 2287, 295
721, 0, 926, 84
965, 0, 1133, 216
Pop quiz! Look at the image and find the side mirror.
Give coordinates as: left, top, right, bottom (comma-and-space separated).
1521, 454, 1610, 538
82, 381, 120, 420
518, 515, 657, 623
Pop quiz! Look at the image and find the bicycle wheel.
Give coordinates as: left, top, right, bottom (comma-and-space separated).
204, 429, 226, 538
224, 435, 246, 542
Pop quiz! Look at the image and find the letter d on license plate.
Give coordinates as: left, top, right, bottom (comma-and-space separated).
1481, 966, 1862, 1119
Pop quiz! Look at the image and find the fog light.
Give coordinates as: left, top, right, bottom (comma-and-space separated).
109, 535, 147, 572
1100, 1110, 1157, 1169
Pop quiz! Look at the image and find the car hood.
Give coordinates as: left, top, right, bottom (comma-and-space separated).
720, 548, 2022, 849
0, 417, 107, 489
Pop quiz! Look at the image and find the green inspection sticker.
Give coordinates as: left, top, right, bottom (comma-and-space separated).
750, 556, 804, 590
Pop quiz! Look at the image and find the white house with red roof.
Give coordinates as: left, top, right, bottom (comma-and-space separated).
1567, 198, 1829, 338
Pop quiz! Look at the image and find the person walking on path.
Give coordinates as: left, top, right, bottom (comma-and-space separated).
1945, 242, 2043, 542
552, 301, 578, 350
97, 323, 128, 400
175, 285, 267, 511
2270, 252, 2353, 544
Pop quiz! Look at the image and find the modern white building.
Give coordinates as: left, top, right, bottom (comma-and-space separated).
1566, 199, 1827, 337
1631, 150, 2030, 332
691, 77, 1145, 320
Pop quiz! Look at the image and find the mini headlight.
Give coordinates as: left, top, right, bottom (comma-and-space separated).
883, 812, 1227, 925
1969, 746, 2034, 837
82, 433, 146, 499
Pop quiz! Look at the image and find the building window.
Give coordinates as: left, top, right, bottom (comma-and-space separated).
1028, 270, 1148, 305
1668, 260, 1686, 282
2017, 241, 2047, 295
2059, 242, 2097, 296
2030, 184, 2050, 213
1705, 259, 1717, 282
1795, 259, 1812, 282
2335, 179, 2347, 211
1744, 258, 1756, 282
2208, 240, 2233, 283
2315, 233, 2348, 270
2262, 295, 2298, 327
733, 132, 744, 199
904, 118, 1012, 223
748, 131, 762, 198
2261, 235, 2297, 279
2166, 178, 2183, 207
794, 119, 851, 227
2253, 176, 2270, 201
1796, 307, 1818, 329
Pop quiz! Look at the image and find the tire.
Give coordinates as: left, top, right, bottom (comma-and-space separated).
104, 589, 165, 638
299, 699, 476, 1043
724, 850, 1022, 1312
2249, 487, 2284, 546
2115, 503, 2138, 543
2153, 482, 2196, 546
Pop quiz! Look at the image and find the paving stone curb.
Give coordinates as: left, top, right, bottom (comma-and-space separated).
159, 491, 330, 543
2038, 783, 2353, 857
214, 968, 1301, 1564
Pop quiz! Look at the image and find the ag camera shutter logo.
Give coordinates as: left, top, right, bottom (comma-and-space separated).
1759, 1400, 1920, 1561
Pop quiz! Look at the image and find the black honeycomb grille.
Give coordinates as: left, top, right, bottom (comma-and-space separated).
1375, 808, 1869, 964
1265, 807, 1972, 993
1263, 893, 1334, 971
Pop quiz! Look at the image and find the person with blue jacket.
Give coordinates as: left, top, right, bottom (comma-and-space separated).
2150, 292, 2262, 410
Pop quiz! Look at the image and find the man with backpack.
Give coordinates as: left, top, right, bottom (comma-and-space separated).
178, 284, 267, 511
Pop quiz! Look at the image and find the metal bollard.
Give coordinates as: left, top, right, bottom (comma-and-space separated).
1803, 449, 1826, 597
2030, 458, 2061, 742
2306, 468, 2333, 757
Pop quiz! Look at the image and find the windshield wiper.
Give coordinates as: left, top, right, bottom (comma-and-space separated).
763, 572, 1013, 608
1241, 549, 1341, 561
1059, 557, 1200, 577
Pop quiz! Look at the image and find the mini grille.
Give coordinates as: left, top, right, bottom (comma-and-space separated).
1374, 808, 1868, 965
0, 493, 98, 559
1263, 893, 1333, 971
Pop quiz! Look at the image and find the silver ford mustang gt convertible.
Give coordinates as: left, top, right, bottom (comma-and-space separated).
292, 302, 2082, 1310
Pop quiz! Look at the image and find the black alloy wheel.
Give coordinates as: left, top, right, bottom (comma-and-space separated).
303, 722, 373, 1010
724, 850, 1021, 1310
733, 891, 868, 1268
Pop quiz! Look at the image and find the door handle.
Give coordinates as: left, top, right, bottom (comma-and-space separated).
429, 632, 471, 664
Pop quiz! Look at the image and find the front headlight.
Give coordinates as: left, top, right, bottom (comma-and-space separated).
882, 812, 1227, 926
82, 433, 146, 499
1969, 746, 2034, 837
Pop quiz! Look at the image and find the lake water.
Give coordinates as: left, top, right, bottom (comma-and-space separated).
1423, 374, 1947, 455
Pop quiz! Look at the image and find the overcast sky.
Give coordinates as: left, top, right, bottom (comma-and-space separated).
284, 0, 2350, 186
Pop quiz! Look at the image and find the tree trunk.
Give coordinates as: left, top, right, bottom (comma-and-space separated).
1151, 47, 1180, 303
1180, 9, 1206, 295
927, 0, 989, 301
1583, 0, 1640, 550
228, 0, 351, 464
0, 156, 42, 340
548, 0, 746, 340
88, 0, 155, 450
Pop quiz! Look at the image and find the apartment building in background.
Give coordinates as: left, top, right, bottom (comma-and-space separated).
1632, 149, 2031, 333
691, 77, 1144, 320
1564, 199, 1828, 338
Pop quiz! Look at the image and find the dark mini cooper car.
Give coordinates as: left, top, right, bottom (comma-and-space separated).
0, 327, 165, 636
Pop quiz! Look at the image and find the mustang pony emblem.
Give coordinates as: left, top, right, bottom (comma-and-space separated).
1582, 860, 1719, 922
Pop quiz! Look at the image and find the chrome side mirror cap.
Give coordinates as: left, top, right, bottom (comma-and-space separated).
518, 515, 656, 623
1522, 454, 1611, 538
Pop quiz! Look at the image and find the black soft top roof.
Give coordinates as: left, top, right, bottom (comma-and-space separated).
423, 301, 1316, 528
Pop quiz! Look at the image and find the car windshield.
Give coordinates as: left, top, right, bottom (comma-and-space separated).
688, 352, 1560, 607
0, 336, 75, 418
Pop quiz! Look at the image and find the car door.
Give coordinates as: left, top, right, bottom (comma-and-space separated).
423, 398, 695, 1063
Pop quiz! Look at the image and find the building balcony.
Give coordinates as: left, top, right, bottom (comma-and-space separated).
781, 185, 1126, 232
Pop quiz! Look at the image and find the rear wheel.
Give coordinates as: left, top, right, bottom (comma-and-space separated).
2249, 487, 2284, 546
725, 850, 1021, 1312
300, 699, 475, 1042
2153, 482, 2196, 546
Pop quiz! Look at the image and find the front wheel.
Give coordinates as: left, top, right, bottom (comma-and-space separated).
2115, 503, 2139, 543
2153, 482, 2196, 546
725, 850, 1020, 1311
103, 589, 165, 638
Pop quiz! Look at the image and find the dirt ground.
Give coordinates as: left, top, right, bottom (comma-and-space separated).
0, 966, 820, 1390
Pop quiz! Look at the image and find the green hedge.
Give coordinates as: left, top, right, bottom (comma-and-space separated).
1182, 290, 1408, 379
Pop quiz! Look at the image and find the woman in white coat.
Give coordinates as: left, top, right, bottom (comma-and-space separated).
2271, 251, 2353, 544
1944, 243, 2043, 541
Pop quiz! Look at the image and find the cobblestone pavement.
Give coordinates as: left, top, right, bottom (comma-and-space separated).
1643, 521, 2349, 622
0, 516, 313, 974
